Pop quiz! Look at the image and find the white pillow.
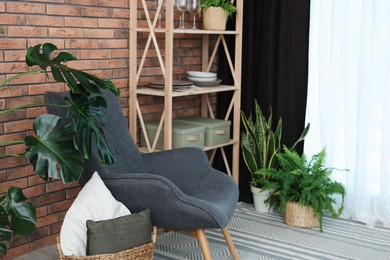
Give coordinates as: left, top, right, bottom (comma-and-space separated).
60, 171, 131, 256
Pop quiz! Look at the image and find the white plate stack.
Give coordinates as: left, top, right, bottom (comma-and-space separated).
186, 71, 222, 87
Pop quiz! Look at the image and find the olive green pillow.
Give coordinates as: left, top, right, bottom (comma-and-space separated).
86, 208, 152, 255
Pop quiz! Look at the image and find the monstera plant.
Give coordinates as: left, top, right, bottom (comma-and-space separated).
0, 43, 119, 255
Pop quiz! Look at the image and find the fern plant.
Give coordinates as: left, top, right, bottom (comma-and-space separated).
259, 146, 346, 231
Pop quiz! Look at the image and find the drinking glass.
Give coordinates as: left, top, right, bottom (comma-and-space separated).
187, 0, 201, 30
154, 0, 165, 29
176, 0, 188, 29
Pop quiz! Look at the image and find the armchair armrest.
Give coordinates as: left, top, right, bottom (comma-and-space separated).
99, 172, 224, 229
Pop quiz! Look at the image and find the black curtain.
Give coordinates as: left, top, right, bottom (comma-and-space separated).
217, 0, 311, 203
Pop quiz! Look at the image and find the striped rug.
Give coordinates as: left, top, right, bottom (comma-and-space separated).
154, 203, 390, 259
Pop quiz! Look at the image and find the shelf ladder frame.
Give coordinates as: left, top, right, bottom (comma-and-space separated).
129, 0, 243, 183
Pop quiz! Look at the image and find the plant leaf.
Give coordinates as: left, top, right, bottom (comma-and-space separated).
83, 72, 120, 96
0, 240, 9, 255
25, 114, 84, 183
25, 44, 43, 67
0, 204, 11, 230
51, 67, 66, 83
241, 143, 258, 174
26, 43, 76, 70
0, 187, 36, 237
25, 43, 119, 97
291, 123, 310, 149
61, 68, 80, 92
52, 52, 78, 64
67, 92, 115, 165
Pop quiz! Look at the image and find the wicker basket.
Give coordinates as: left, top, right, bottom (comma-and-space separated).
203, 7, 228, 30
283, 202, 319, 228
57, 226, 157, 260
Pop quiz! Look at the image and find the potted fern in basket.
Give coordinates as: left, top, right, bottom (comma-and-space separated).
259, 147, 346, 231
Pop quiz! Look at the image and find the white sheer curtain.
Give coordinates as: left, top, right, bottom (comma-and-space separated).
305, 0, 390, 227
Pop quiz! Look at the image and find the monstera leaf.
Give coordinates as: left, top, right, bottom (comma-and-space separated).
0, 205, 12, 255
67, 92, 115, 165
25, 114, 84, 183
0, 187, 36, 255
26, 43, 119, 97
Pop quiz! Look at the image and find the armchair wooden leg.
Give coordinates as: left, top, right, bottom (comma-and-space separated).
195, 229, 212, 260
222, 228, 239, 260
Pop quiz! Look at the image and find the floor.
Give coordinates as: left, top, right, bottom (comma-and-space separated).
12, 203, 390, 259
14, 244, 58, 260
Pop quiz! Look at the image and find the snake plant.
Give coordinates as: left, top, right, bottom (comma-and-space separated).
241, 101, 282, 187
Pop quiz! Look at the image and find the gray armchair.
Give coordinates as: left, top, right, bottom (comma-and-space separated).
45, 90, 239, 259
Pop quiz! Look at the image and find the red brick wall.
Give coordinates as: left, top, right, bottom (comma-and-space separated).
0, 0, 216, 258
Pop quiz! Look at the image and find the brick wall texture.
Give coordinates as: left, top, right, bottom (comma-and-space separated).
0, 0, 217, 258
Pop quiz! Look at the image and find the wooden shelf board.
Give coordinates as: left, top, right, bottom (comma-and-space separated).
138, 139, 238, 153
136, 28, 239, 35
136, 85, 239, 97
138, 147, 160, 153
203, 139, 238, 151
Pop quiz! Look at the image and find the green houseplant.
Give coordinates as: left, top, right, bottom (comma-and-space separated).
201, 0, 237, 30
201, 0, 237, 17
259, 147, 346, 231
0, 43, 119, 255
240, 101, 309, 212
241, 102, 282, 188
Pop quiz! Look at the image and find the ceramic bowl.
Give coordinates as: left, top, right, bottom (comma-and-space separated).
186, 71, 217, 78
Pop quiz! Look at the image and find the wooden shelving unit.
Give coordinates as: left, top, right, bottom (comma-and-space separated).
129, 0, 243, 183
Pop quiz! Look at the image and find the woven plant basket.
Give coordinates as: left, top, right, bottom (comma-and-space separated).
203, 7, 228, 30
283, 201, 319, 228
57, 226, 157, 260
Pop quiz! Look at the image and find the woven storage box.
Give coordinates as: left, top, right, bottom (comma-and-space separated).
283, 201, 319, 228
57, 227, 157, 260
174, 117, 231, 146
203, 7, 228, 30
141, 121, 205, 150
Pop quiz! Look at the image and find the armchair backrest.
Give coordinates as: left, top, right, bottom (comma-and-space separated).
44, 90, 146, 186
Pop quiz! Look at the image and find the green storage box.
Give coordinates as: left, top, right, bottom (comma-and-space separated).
174, 117, 231, 146
141, 121, 205, 150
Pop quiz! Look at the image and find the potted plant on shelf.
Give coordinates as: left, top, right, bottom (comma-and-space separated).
259, 147, 346, 231
241, 101, 309, 213
201, 0, 237, 30
0, 43, 119, 256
